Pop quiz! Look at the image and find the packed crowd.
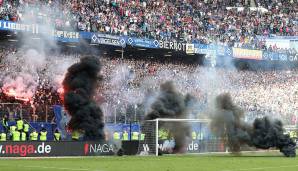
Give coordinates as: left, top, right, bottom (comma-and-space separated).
99, 56, 298, 125
0, 47, 79, 122
0, 0, 297, 45
0, 47, 298, 125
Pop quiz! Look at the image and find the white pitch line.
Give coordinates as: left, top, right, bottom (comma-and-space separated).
23, 165, 91, 171
0, 164, 101, 171
221, 165, 298, 171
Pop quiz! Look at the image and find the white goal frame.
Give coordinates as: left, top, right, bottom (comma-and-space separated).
146, 118, 211, 156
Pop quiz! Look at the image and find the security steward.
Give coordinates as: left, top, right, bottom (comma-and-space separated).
21, 131, 26, 141
131, 131, 139, 140
140, 133, 145, 141
192, 131, 197, 140
72, 130, 81, 141
16, 117, 24, 132
9, 125, 17, 140
12, 130, 21, 141
113, 131, 121, 140
39, 128, 47, 141
0, 131, 6, 141
23, 123, 29, 139
122, 130, 129, 141
54, 129, 61, 141
30, 130, 38, 141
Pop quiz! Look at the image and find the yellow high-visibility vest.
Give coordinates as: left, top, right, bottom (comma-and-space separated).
23, 124, 29, 133
113, 132, 120, 140
16, 120, 24, 130
140, 133, 145, 140
12, 131, 21, 141
192, 131, 197, 140
21, 132, 26, 141
131, 132, 139, 140
40, 131, 47, 141
54, 133, 61, 141
30, 132, 38, 141
122, 132, 129, 141
10, 126, 17, 133
72, 131, 80, 140
0, 133, 6, 141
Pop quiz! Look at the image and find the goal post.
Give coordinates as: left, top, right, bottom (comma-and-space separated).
138, 118, 225, 156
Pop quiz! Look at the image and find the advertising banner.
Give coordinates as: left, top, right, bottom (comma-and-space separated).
126, 37, 158, 48
158, 40, 187, 52
215, 45, 232, 57
186, 44, 195, 54
0, 141, 115, 157
91, 33, 126, 47
52, 30, 79, 42
262, 52, 288, 61
140, 140, 224, 154
194, 44, 217, 55
232, 48, 263, 60
0, 20, 38, 34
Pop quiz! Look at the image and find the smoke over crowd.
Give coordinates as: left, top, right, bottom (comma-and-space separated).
144, 81, 192, 153
62, 56, 105, 140
210, 93, 296, 157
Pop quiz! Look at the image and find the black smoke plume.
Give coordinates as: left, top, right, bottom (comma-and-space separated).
62, 56, 105, 140
145, 81, 192, 153
211, 93, 296, 157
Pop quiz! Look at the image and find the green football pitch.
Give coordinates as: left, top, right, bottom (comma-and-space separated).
0, 151, 298, 171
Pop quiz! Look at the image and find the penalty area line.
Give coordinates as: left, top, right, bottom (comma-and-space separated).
221, 164, 298, 171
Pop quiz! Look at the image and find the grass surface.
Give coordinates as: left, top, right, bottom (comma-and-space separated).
0, 151, 298, 171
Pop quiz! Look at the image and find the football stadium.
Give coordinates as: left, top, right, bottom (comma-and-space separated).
0, 0, 298, 171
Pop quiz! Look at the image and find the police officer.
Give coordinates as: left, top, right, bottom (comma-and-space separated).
54, 129, 61, 141
39, 128, 47, 141
30, 130, 38, 141
0, 131, 6, 141
16, 117, 24, 132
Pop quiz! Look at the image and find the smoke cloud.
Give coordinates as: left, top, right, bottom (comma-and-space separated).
144, 81, 192, 153
210, 93, 296, 157
1, 49, 46, 101
62, 56, 105, 140
0, 2, 77, 101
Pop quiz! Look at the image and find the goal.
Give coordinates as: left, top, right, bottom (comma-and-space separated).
138, 118, 225, 156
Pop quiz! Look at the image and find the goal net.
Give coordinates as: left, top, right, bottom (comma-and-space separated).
138, 118, 226, 156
